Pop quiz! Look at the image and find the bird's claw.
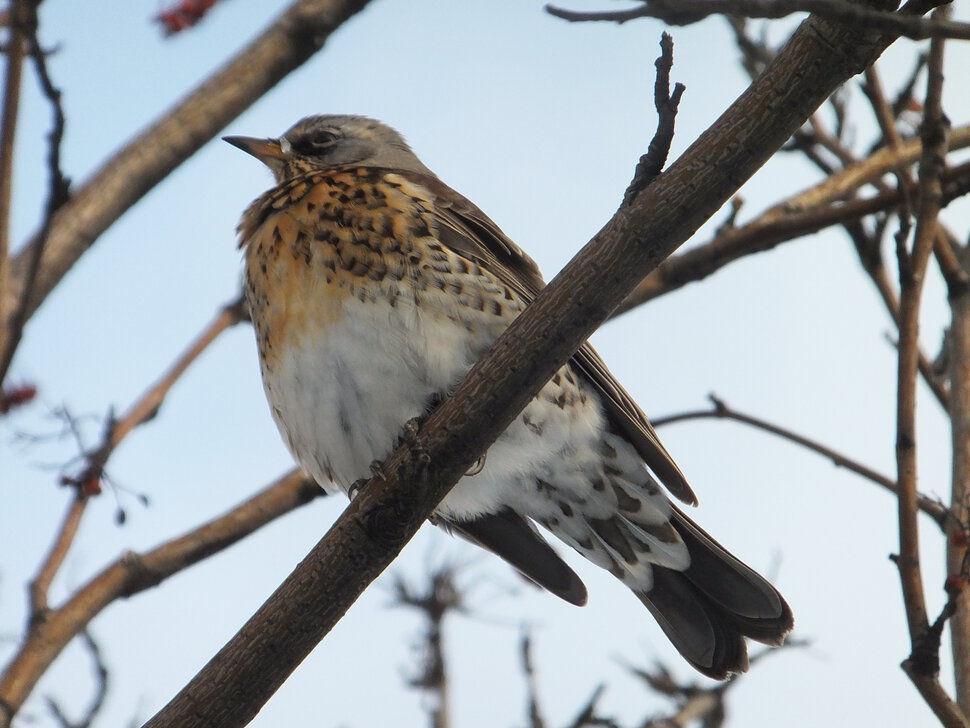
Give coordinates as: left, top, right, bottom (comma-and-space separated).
466, 454, 486, 476
348, 479, 366, 501
348, 459, 388, 501
401, 416, 422, 446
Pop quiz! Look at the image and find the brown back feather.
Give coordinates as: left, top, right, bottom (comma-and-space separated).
393, 168, 697, 505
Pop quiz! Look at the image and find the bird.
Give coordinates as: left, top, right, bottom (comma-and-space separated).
225, 115, 793, 679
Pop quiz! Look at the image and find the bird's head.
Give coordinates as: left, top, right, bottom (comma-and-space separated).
224, 114, 433, 183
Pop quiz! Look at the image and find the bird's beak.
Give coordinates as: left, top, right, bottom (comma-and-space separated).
223, 136, 287, 167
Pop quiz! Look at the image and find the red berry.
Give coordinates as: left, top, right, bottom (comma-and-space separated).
945, 575, 967, 596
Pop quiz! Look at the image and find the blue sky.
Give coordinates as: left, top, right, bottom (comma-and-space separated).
2, 1, 968, 726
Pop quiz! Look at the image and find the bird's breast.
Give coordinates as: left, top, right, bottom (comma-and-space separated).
240, 176, 517, 489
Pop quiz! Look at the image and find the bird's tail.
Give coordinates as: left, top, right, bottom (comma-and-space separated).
442, 499, 792, 680
635, 506, 793, 679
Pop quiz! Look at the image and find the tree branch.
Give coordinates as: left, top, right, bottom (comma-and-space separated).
730, 39, 954, 411
617, 120, 970, 411
615, 155, 970, 315
862, 65, 915, 212
632, 640, 806, 728
138, 10, 925, 728
934, 229, 970, 299
0, 0, 28, 378
652, 394, 947, 528
27, 491, 89, 617
895, 8, 945, 648
42, 631, 109, 728
760, 124, 970, 221
622, 33, 684, 207
79, 295, 247, 483
520, 633, 548, 728
893, 12, 967, 726
545, 0, 970, 40
0, 469, 321, 726
392, 566, 463, 728
20, 295, 247, 626
946, 161, 970, 719
0, 0, 70, 386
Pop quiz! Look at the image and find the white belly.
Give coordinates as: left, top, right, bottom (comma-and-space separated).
260, 287, 616, 523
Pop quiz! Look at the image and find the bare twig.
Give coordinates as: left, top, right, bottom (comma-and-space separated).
42, 631, 109, 728
564, 685, 615, 728
0, 0, 71, 387
934, 229, 970, 299
861, 66, 969, 300
653, 394, 946, 527
892, 54, 927, 121
741, 116, 970, 410
100, 296, 246, 451
946, 167, 970, 719
0, 0, 29, 385
57, 295, 246, 500
392, 566, 463, 728
630, 640, 807, 728
868, 263, 951, 409
520, 633, 547, 728
521, 632, 617, 728
895, 7, 945, 648
893, 12, 968, 726
760, 123, 970, 221
783, 113, 858, 180
863, 65, 915, 211
726, 16, 774, 80
546, 0, 970, 40
0, 469, 322, 725
623, 33, 685, 207
27, 492, 89, 617
0, 2, 70, 382
857, 66, 955, 409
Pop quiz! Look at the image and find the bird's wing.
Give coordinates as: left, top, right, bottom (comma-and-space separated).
395, 169, 697, 506
572, 346, 696, 504
439, 509, 588, 606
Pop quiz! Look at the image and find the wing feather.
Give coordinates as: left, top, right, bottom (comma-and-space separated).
393, 169, 697, 505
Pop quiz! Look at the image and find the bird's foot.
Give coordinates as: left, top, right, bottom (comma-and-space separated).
369, 458, 387, 480
348, 459, 388, 500
400, 416, 423, 446
466, 454, 486, 476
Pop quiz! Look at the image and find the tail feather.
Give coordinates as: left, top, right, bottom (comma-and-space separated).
637, 568, 749, 678
673, 507, 793, 644
637, 507, 793, 678
440, 505, 791, 680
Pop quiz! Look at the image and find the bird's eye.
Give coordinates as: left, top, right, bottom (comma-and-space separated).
288, 130, 339, 157
309, 131, 338, 148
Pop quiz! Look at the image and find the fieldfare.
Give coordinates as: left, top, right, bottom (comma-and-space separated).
226, 115, 793, 679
